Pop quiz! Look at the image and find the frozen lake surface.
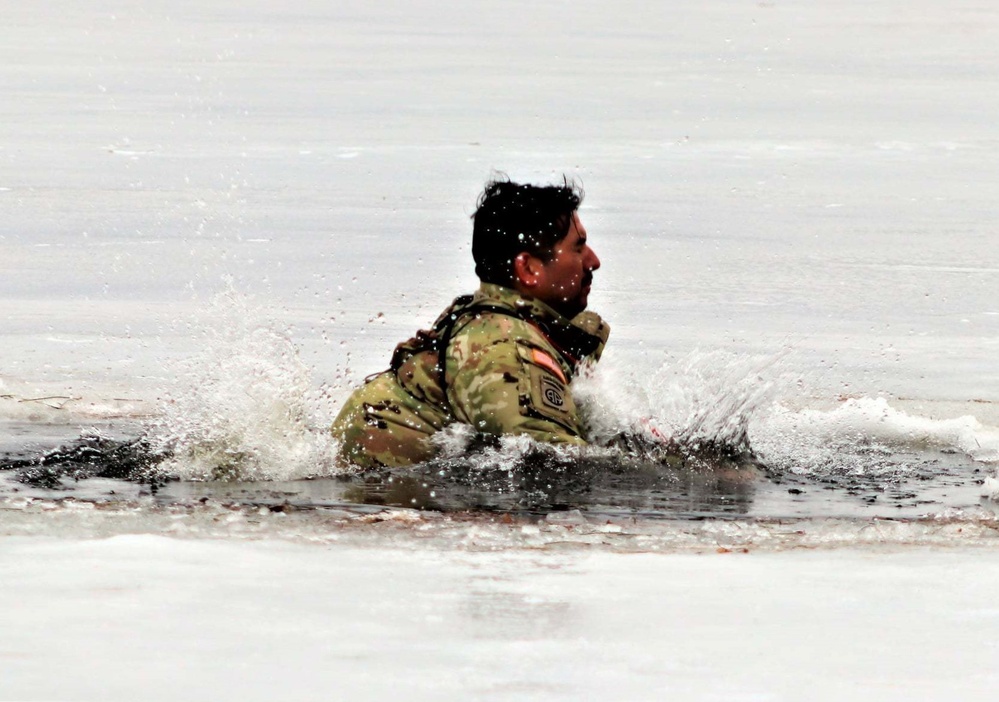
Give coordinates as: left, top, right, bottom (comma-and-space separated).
4, 533, 999, 701
3, 0, 999, 697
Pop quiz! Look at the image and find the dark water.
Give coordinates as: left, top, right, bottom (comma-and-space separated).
1, 421, 994, 521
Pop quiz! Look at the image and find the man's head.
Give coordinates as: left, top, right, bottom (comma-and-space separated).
472, 177, 600, 318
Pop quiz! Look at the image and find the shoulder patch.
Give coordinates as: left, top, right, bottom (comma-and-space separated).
538, 373, 567, 410
515, 342, 570, 384
504, 340, 579, 431
530, 348, 568, 384
525, 364, 577, 429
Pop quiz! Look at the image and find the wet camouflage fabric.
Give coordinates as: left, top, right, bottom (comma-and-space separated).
331, 283, 610, 468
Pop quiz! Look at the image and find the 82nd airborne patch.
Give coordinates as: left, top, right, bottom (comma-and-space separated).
540, 374, 565, 410
525, 364, 575, 429
516, 341, 577, 430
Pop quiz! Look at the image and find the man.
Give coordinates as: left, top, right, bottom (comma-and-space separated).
332, 177, 609, 468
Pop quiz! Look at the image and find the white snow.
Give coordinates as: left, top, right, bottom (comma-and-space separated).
2, 535, 999, 701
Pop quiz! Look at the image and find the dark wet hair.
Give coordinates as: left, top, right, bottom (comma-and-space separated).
471, 176, 584, 287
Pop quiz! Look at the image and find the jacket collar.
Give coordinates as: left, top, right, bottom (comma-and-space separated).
472, 283, 610, 364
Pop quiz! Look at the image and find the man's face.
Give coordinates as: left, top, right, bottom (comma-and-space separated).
531, 213, 601, 318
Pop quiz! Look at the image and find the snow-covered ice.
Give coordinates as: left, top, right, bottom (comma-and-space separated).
3, 535, 999, 701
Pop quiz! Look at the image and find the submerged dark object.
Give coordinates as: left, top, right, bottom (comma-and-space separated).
0, 427, 987, 519
0, 422, 763, 516
1, 432, 171, 490
341, 433, 764, 515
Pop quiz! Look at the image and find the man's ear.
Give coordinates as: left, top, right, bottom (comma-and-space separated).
513, 252, 542, 288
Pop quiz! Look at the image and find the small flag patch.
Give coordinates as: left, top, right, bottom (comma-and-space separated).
531, 348, 567, 383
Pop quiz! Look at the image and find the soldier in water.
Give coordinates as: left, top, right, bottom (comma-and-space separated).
332, 177, 609, 468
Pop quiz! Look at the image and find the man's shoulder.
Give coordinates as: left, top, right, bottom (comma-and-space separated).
451, 308, 547, 352
445, 308, 580, 435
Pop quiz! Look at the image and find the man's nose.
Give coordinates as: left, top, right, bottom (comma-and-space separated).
585, 246, 601, 271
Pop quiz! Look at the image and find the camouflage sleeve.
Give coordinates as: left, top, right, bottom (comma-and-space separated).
445, 315, 586, 446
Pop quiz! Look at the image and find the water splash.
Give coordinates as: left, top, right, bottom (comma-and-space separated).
751, 397, 999, 506
129, 286, 999, 508
147, 289, 338, 481
573, 350, 999, 501
758, 397, 998, 461
574, 349, 789, 454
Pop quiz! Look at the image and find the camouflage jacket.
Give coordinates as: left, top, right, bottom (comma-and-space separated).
331, 283, 610, 468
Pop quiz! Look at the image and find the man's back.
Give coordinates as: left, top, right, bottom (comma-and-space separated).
331, 283, 609, 468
